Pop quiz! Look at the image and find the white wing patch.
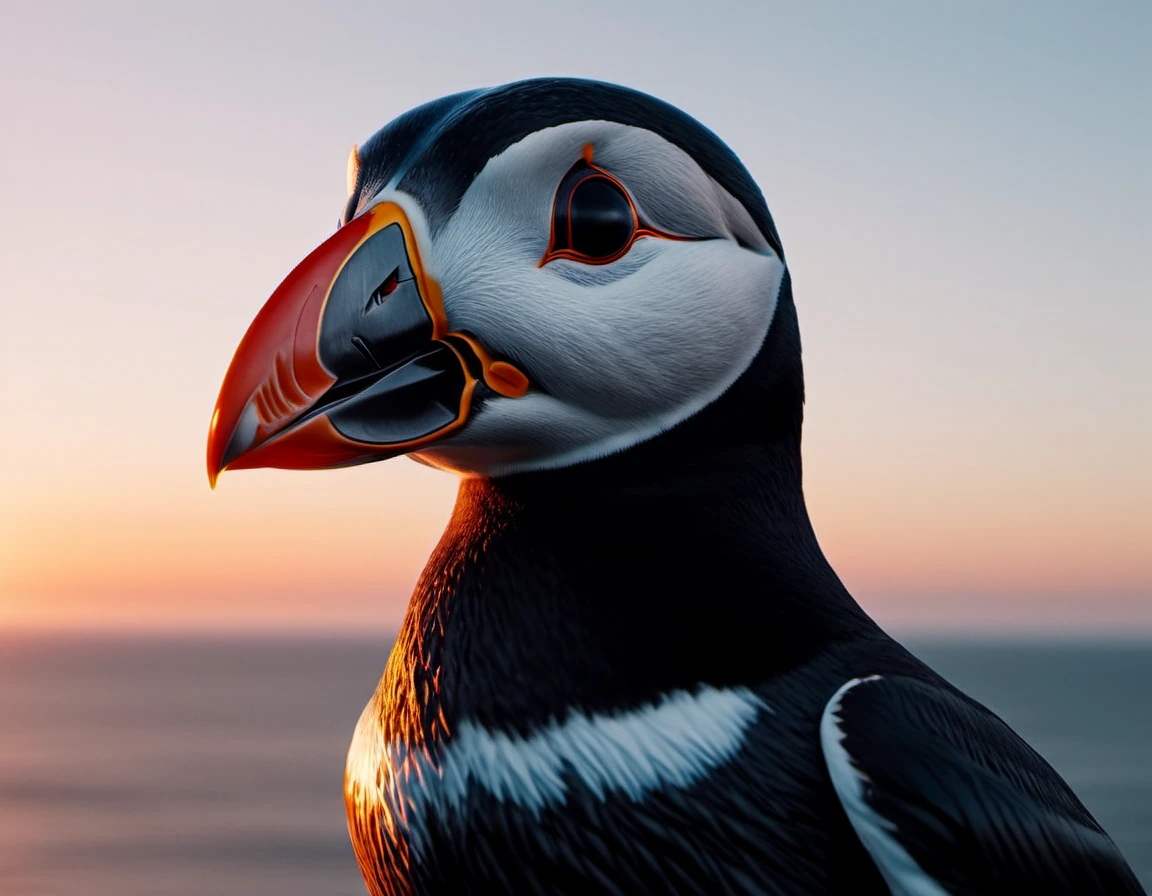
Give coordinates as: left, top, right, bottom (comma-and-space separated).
820, 676, 950, 896
348, 686, 768, 857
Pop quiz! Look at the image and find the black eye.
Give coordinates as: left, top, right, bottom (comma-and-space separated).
543, 161, 641, 265
568, 176, 635, 259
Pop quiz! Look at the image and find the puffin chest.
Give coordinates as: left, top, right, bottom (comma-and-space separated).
345, 686, 770, 882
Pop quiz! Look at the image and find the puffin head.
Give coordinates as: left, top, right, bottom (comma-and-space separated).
207, 78, 793, 485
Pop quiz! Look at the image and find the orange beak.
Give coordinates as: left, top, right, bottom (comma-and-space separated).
206, 202, 528, 487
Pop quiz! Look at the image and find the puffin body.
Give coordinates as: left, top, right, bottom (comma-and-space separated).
208, 79, 1144, 894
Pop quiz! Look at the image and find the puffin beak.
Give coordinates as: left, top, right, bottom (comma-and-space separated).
206, 202, 528, 487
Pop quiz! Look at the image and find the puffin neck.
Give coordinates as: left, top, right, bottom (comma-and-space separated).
384, 272, 880, 735
390, 432, 877, 739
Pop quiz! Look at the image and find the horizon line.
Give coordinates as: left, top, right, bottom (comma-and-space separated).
2, 621, 1151, 645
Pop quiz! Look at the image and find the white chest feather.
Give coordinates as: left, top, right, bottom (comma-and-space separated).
346, 686, 768, 856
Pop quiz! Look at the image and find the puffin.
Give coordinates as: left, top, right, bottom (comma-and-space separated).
206, 78, 1144, 895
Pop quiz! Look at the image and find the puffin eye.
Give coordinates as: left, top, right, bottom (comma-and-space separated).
567, 176, 635, 260
542, 161, 642, 266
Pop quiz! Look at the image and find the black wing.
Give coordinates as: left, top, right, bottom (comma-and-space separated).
820, 674, 1145, 895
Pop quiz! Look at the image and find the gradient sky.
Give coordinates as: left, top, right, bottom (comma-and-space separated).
2, 0, 1149, 633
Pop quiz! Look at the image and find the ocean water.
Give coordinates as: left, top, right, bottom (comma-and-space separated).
0, 634, 1148, 894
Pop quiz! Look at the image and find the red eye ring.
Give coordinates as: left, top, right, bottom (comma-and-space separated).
538, 144, 691, 267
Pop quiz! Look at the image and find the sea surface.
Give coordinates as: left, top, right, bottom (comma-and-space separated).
0, 634, 1149, 895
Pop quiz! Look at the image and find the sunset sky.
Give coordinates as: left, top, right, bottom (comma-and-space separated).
2, 1, 1148, 634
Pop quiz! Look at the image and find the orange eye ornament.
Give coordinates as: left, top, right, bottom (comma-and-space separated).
539, 147, 687, 266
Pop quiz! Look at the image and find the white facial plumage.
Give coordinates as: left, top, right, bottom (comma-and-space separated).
364, 121, 786, 477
